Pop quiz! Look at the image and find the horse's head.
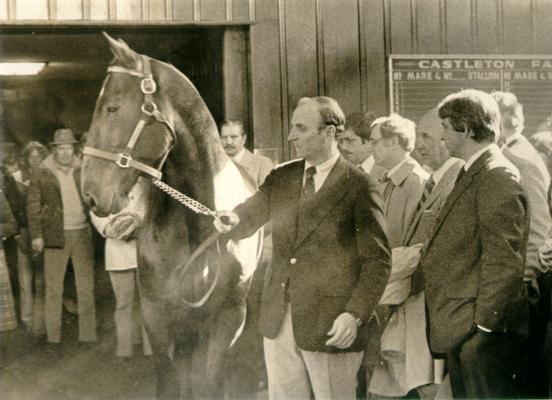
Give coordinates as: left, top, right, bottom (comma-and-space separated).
82, 33, 175, 216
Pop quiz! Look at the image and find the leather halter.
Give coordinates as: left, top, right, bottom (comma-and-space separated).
82, 55, 176, 180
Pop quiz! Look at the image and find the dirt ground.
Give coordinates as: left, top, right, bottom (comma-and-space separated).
0, 262, 159, 400
0, 254, 269, 400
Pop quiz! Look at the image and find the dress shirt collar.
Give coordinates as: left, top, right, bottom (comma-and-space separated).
233, 148, 247, 162
464, 143, 497, 171
386, 156, 409, 179
359, 155, 375, 174
432, 157, 463, 185
304, 151, 340, 192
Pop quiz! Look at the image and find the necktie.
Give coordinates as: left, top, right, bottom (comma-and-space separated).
380, 173, 393, 202
419, 175, 435, 208
303, 166, 317, 198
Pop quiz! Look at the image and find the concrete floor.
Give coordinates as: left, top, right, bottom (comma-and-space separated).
1, 298, 157, 400
0, 263, 267, 400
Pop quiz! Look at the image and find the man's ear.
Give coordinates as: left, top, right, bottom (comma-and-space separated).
459, 122, 472, 138
324, 125, 336, 138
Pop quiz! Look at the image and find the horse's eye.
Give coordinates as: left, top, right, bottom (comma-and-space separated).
106, 105, 119, 113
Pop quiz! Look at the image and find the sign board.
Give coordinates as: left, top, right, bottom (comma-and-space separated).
389, 55, 552, 134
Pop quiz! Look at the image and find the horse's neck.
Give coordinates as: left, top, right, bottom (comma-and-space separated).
152, 63, 230, 239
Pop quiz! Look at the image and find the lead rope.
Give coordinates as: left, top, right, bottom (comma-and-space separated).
152, 177, 265, 308
152, 178, 220, 218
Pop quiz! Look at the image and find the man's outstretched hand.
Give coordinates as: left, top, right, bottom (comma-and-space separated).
213, 211, 240, 233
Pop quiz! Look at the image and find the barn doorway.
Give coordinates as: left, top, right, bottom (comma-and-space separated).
0, 25, 249, 149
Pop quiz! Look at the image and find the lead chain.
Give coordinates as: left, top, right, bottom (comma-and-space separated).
152, 179, 219, 218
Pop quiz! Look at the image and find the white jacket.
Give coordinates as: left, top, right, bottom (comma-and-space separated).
90, 180, 146, 271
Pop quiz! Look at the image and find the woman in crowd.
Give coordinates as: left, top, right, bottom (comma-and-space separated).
90, 179, 152, 360
20, 142, 49, 336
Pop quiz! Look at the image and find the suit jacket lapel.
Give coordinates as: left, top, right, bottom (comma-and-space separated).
294, 157, 348, 249
405, 183, 442, 244
404, 160, 462, 245
426, 150, 493, 249
283, 160, 305, 250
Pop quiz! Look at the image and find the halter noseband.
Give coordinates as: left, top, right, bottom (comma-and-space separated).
82, 55, 176, 180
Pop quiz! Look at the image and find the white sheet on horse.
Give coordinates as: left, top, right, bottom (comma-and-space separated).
214, 159, 261, 284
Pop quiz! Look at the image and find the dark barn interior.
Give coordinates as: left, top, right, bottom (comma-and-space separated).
0, 27, 226, 148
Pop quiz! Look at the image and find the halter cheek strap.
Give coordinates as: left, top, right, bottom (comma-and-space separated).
82, 55, 175, 181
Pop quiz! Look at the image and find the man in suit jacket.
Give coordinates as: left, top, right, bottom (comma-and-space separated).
421, 89, 529, 398
492, 91, 552, 398
221, 120, 274, 188
337, 112, 386, 181
214, 96, 391, 400
400, 109, 464, 398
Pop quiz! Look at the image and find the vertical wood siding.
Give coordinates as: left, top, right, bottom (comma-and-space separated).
2, 0, 551, 160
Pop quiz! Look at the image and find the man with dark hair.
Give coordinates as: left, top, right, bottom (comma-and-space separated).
214, 96, 391, 399
492, 91, 552, 398
337, 112, 386, 179
421, 89, 529, 398
221, 120, 274, 187
27, 129, 97, 351
220, 120, 274, 397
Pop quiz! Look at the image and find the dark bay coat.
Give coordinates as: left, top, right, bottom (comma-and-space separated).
231, 157, 392, 352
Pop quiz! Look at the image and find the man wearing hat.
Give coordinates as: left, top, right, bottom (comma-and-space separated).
27, 128, 97, 350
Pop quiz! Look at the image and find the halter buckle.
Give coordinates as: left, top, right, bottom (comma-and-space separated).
141, 77, 157, 94
141, 102, 158, 116
116, 153, 132, 168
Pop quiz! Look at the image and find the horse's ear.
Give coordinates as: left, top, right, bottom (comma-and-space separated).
102, 31, 140, 70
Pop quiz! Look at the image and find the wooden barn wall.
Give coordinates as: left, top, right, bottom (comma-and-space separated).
1, 0, 552, 161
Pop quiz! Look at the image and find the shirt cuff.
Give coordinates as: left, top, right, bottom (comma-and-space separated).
476, 324, 492, 333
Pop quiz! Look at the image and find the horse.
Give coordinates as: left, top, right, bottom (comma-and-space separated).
81, 33, 262, 399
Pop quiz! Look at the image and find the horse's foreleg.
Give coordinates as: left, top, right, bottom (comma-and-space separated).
141, 296, 180, 400
191, 300, 245, 399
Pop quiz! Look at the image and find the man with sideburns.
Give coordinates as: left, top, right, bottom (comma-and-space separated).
420, 89, 529, 398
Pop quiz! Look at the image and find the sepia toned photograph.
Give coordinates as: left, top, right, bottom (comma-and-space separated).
1, 1, 552, 399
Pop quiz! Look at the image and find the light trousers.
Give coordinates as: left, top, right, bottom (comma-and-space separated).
109, 269, 152, 357
16, 237, 45, 335
263, 304, 363, 400
16, 246, 33, 327
44, 228, 96, 343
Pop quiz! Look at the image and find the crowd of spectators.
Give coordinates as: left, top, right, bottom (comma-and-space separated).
1, 89, 552, 399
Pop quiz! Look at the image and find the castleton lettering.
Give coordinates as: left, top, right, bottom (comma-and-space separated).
418, 59, 515, 69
